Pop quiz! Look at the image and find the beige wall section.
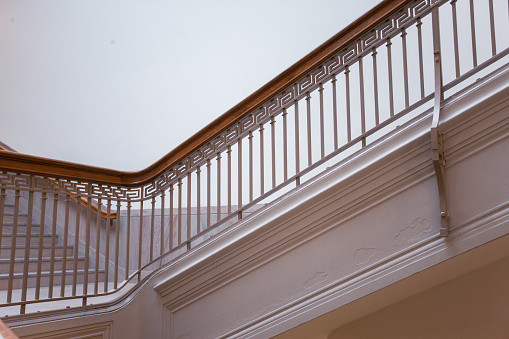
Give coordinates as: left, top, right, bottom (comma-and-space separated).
329, 256, 509, 339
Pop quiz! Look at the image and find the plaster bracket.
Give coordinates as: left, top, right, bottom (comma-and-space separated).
431, 127, 449, 237
431, 5, 449, 237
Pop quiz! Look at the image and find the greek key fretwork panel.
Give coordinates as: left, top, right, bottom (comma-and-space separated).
139, 0, 442, 196
0, 172, 30, 189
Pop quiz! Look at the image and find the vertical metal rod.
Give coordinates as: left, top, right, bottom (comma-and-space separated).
0, 189, 4, 260
35, 192, 47, 300
451, 0, 460, 78
125, 199, 131, 281
150, 197, 155, 262
104, 200, 111, 292
114, 200, 120, 289
94, 198, 102, 295
169, 185, 174, 249
359, 56, 366, 147
259, 125, 265, 195
306, 92, 312, 166
417, 18, 425, 99
433, 7, 444, 105
469, 0, 478, 67
319, 83, 325, 157
206, 160, 211, 227
345, 66, 352, 142
138, 200, 144, 274
187, 171, 192, 241
332, 75, 339, 149
48, 194, 57, 298
161, 191, 165, 255
178, 178, 182, 244
216, 153, 221, 223
72, 195, 81, 297
7, 190, 20, 304
386, 39, 394, 117
196, 166, 201, 231
271, 116, 276, 188
227, 146, 231, 215
294, 96, 301, 186
488, 0, 496, 56
21, 188, 34, 313
371, 49, 380, 125
401, 29, 409, 109
83, 193, 92, 301
282, 109, 288, 181
113, 199, 122, 290
60, 196, 70, 297
237, 138, 242, 219
248, 132, 254, 202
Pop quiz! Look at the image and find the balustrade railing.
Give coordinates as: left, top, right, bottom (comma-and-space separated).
1, 0, 509, 315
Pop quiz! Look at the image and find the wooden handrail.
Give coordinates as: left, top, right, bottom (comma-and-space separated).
0, 0, 410, 187
0, 146, 117, 219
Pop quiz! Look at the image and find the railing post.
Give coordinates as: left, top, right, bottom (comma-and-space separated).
431, 2, 449, 237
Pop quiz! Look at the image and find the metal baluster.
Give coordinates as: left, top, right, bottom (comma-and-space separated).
114, 200, 120, 290
206, 160, 211, 227
306, 92, 312, 166
104, 200, 111, 292
401, 29, 409, 109
125, 199, 131, 281
259, 125, 264, 195
150, 197, 155, 262
345, 66, 352, 142
294, 96, 301, 186
169, 185, 174, 249
216, 153, 221, 223
35, 192, 47, 300
372, 49, 380, 125
417, 18, 425, 99
138, 200, 144, 277
470, 0, 478, 67
94, 198, 101, 295
237, 138, 242, 220
72, 194, 81, 297
359, 56, 366, 147
386, 38, 394, 117
271, 116, 276, 188
0, 189, 4, 259
187, 171, 192, 242
319, 83, 325, 157
226, 146, 231, 217
20, 187, 34, 314
7, 190, 20, 304
161, 190, 165, 255
332, 75, 339, 148
60, 196, 70, 297
282, 109, 288, 181
196, 166, 201, 231
48, 194, 57, 298
248, 132, 253, 202
83, 194, 92, 303
451, 0, 460, 78
178, 178, 182, 245
489, 0, 496, 56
